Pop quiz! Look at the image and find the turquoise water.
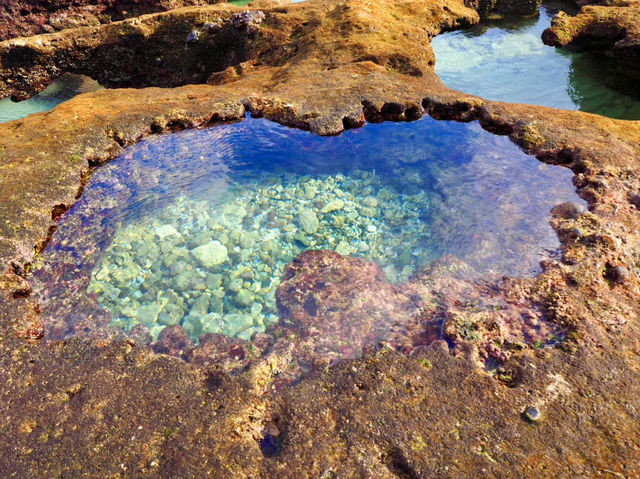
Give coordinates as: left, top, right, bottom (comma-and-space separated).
0, 74, 101, 123
431, 6, 640, 120
33, 117, 583, 343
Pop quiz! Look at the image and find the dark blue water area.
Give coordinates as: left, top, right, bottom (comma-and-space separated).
431, 5, 640, 120
33, 116, 584, 341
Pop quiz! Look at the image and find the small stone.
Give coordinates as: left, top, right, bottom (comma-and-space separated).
157, 311, 180, 326
228, 278, 243, 293
190, 231, 212, 248
206, 274, 223, 289
523, 406, 541, 422
169, 260, 187, 277
362, 196, 378, 207
628, 192, 640, 210
186, 30, 200, 43
321, 199, 345, 213
190, 293, 211, 317
134, 304, 163, 326
236, 328, 256, 341
191, 241, 228, 268
231, 10, 265, 35
222, 313, 254, 337
129, 324, 152, 344
239, 268, 254, 280
367, 224, 377, 233
335, 240, 352, 256
251, 302, 263, 317
201, 313, 222, 334
608, 264, 630, 285
222, 204, 247, 224
551, 202, 586, 219
303, 183, 317, 199
202, 321, 222, 335
155, 224, 178, 239
294, 232, 312, 246
297, 208, 320, 234
360, 206, 376, 218
240, 232, 257, 249
203, 22, 221, 33
235, 288, 255, 307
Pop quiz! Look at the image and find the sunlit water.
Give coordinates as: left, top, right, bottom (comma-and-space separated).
431, 5, 640, 120
33, 117, 584, 343
0, 74, 101, 123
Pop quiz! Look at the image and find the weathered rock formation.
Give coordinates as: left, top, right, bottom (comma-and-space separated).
543, 0, 640, 76
0, 0, 477, 100
468, 0, 541, 17
0, 0, 226, 41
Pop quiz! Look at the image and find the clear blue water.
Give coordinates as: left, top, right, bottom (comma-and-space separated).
431, 6, 640, 120
33, 116, 583, 342
0, 74, 101, 123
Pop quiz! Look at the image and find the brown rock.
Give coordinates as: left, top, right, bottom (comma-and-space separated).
0, 0, 227, 41
542, 1, 640, 77
551, 201, 587, 219
153, 324, 193, 357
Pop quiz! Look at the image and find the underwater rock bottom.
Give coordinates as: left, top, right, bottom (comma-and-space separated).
31, 117, 584, 368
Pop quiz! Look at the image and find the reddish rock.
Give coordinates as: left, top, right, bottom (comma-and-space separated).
186, 332, 272, 370
153, 324, 193, 357
276, 250, 435, 364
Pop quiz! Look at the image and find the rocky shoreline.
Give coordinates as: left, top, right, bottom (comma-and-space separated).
1, 0, 640, 477
543, 0, 640, 77
0, 0, 227, 42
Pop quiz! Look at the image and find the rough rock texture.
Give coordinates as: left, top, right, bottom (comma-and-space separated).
0, 0, 227, 42
1, 0, 640, 477
468, 0, 541, 17
542, 0, 640, 76
0, 0, 479, 101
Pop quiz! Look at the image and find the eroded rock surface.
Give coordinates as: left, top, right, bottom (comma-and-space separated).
0, 0, 640, 476
0, 0, 227, 41
543, 0, 640, 76
0, 0, 478, 100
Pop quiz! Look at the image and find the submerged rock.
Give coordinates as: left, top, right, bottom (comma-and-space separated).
321, 199, 345, 213
155, 224, 178, 239
134, 303, 164, 326
297, 208, 320, 234
191, 241, 228, 269
154, 324, 193, 357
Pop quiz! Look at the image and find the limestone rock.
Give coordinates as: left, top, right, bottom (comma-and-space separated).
191, 241, 228, 269
297, 208, 320, 234
155, 224, 178, 239
321, 199, 345, 214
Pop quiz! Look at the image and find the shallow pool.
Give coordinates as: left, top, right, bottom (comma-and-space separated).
431, 6, 640, 120
0, 74, 101, 123
33, 117, 583, 343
